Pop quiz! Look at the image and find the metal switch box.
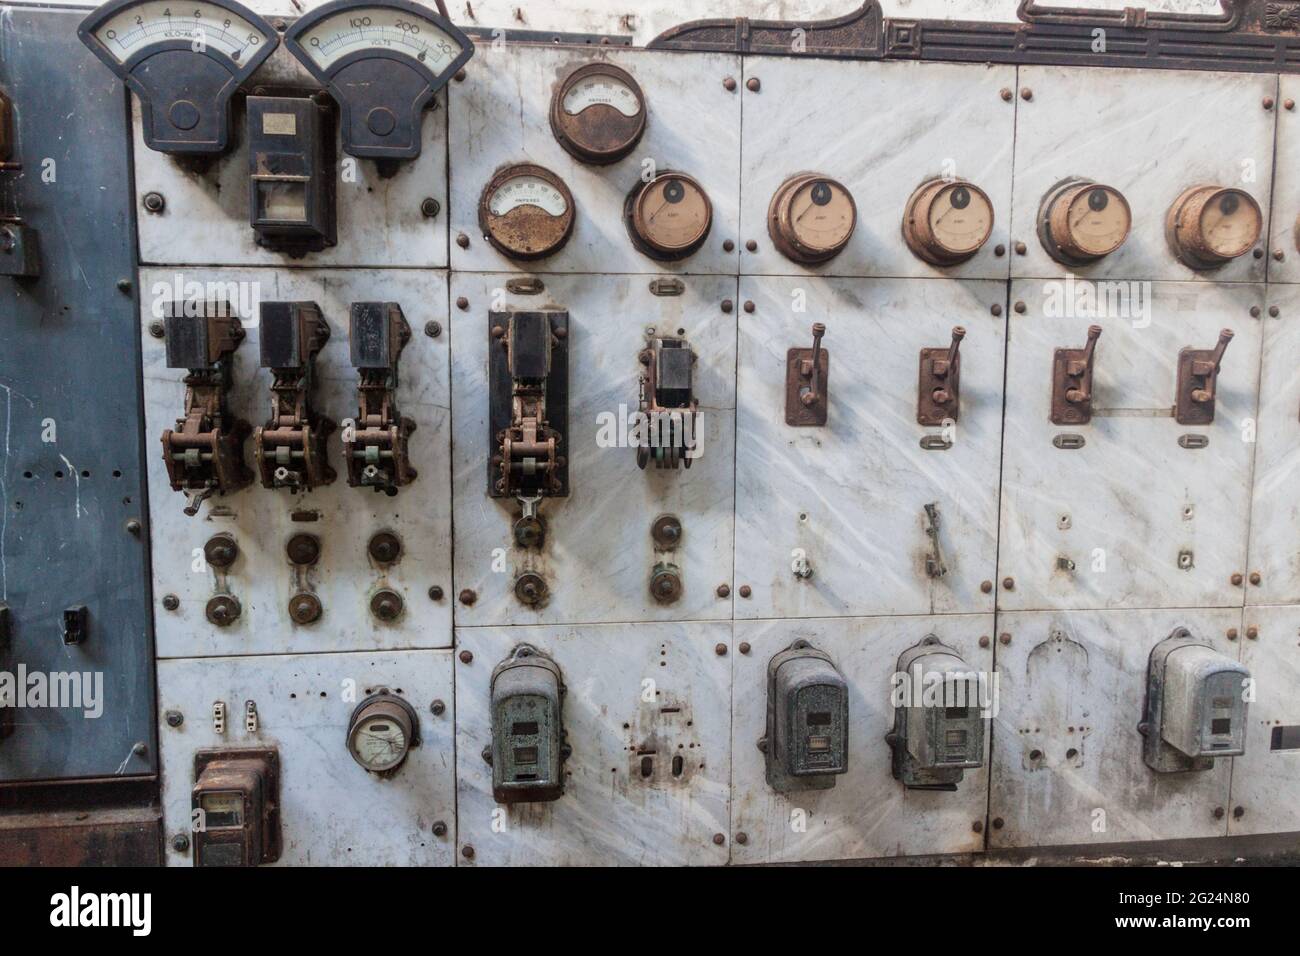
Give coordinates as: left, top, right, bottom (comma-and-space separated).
1142, 627, 1250, 773
247, 95, 336, 255
761, 639, 848, 793
191, 748, 281, 867
887, 636, 984, 791
488, 644, 568, 804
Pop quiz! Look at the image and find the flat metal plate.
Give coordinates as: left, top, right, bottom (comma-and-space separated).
0, 7, 155, 782
454, 623, 731, 866
999, 279, 1262, 611
989, 608, 1239, 848
732, 614, 991, 864
738, 58, 1015, 280
133, 94, 449, 268
450, 273, 736, 626
1010, 65, 1276, 283
140, 269, 453, 655
1232, 604, 1300, 835
1245, 287, 1300, 603
734, 277, 1005, 619
448, 45, 741, 275
158, 649, 455, 866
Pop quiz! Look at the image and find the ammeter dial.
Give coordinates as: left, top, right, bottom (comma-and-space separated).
625, 172, 713, 261
1167, 185, 1262, 269
768, 173, 857, 265
478, 164, 576, 260
346, 691, 420, 774
549, 62, 647, 165
902, 178, 994, 265
79, 0, 278, 154
284, 0, 474, 162
1039, 178, 1131, 265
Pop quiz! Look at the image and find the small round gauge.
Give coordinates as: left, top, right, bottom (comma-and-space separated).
768, 173, 857, 264
550, 62, 647, 165
625, 172, 713, 261
346, 692, 420, 774
478, 164, 576, 260
902, 178, 995, 265
1039, 179, 1131, 264
1167, 185, 1262, 269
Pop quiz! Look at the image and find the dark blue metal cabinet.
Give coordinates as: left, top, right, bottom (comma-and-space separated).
0, 7, 155, 781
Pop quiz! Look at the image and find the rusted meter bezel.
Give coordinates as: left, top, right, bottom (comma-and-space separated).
624, 171, 713, 261
346, 690, 421, 776
902, 178, 994, 266
478, 163, 576, 261
1166, 184, 1262, 270
768, 172, 857, 265
1038, 177, 1132, 266
549, 62, 647, 165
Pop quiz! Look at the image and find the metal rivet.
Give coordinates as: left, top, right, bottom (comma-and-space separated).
142, 191, 165, 214
716, 584, 730, 598
1234, 806, 1245, 819
430, 699, 446, 716
1227, 628, 1238, 641
456, 296, 469, 311
999, 632, 1012, 645
1013, 301, 1026, 314
739, 642, 751, 655
1287, 99, 1296, 111
1250, 571, 1262, 585
162, 593, 179, 611
981, 579, 993, 593
428, 585, 444, 601
1264, 96, 1275, 110
992, 817, 1005, 829
126, 518, 142, 536
1274, 250, 1285, 262
456, 233, 470, 248
1002, 577, 1015, 590
720, 299, 733, 313
712, 832, 726, 845
738, 585, 752, 598
714, 643, 728, 656
745, 239, 758, 252
746, 77, 760, 92
459, 650, 474, 663
454, 69, 467, 82
421, 197, 440, 219
1250, 306, 1262, 318
1231, 572, 1244, 586
1000, 88, 1012, 101
979, 635, 990, 648
994, 244, 1006, 257
149, 320, 165, 338
171, 834, 190, 852
735, 832, 748, 845
1014, 241, 1027, 255
722, 239, 735, 252
723, 77, 736, 92
1268, 307, 1280, 318
432, 820, 447, 836
742, 300, 755, 313
990, 304, 1002, 317
1246, 626, 1259, 640
972, 821, 984, 833
424, 320, 442, 338
461, 844, 475, 858
1020, 87, 1032, 100
1213, 806, 1225, 819
165, 709, 184, 727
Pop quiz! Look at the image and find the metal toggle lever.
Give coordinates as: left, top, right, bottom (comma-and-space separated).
918, 326, 965, 425
1051, 324, 1102, 426
1176, 328, 1233, 425
786, 323, 830, 426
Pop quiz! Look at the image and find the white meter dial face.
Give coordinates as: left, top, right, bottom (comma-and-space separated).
350, 714, 410, 772
562, 75, 641, 117
93, 1, 266, 64
1198, 191, 1260, 258
488, 175, 569, 217
298, 7, 463, 72
927, 183, 993, 255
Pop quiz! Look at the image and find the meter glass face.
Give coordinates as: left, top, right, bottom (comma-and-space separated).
298, 7, 464, 73
350, 714, 410, 772
488, 175, 569, 217
92, 1, 267, 64
633, 175, 711, 254
788, 179, 855, 253
199, 791, 244, 828
1198, 190, 1260, 258
927, 183, 992, 254
562, 74, 641, 117
1064, 185, 1130, 257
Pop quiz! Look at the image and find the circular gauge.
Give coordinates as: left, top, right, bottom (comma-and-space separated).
1167, 185, 1262, 269
346, 692, 420, 774
768, 173, 857, 264
625, 172, 713, 261
550, 62, 647, 165
1039, 179, 1131, 264
478, 164, 575, 260
84, 0, 268, 65
902, 178, 995, 265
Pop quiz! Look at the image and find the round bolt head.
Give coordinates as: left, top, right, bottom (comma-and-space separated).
738, 641, 751, 655
1250, 571, 1262, 585
203, 534, 239, 569
1246, 626, 1259, 640
720, 298, 734, 313
459, 589, 477, 606
1019, 87, 1032, 100
735, 831, 748, 845
743, 300, 755, 313
456, 296, 469, 311
205, 595, 241, 627
980, 580, 993, 593
1227, 628, 1239, 641
999, 632, 1012, 645
1231, 572, 1244, 586
165, 709, 184, 727
148, 320, 165, 338
430, 699, 446, 716
651, 514, 683, 548
421, 197, 441, 218
368, 531, 403, 564
143, 191, 165, 213
286, 533, 321, 566
746, 77, 760, 92
428, 585, 444, 601
432, 820, 448, 836
739, 585, 751, 598
1213, 806, 1225, 819
288, 592, 322, 625
972, 820, 984, 833
424, 320, 442, 338
126, 518, 142, 536
162, 593, 180, 611
171, 834, 190, 852
712, 832, 726, 845
1000, 88, 1012, 101
979, 635, 990, 648
457, 233, 470, 248
714, 643, 728, 656
745, 239, 758, 252
1002, 576, 1016, 589
459, 650, 474, 664
515, 572, 548, 606
370, 589, 404, 622
716, 583, 730, 598
461, 844, 475, 859
722, 240, 735, 253
992, 817, 1005, 829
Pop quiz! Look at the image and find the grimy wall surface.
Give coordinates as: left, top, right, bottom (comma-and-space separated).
2, 0, 1298, 864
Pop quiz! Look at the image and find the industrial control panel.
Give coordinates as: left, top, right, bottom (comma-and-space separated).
3, 0, 1300, 869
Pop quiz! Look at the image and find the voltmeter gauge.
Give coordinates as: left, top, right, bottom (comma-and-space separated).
78, 0, 278, 154
902, 178, 994, 265
549, 62, 647, 165
768, 173, 857, 265
346, 691, 420, 775
1167, 185, 1262, 269
284, 0, 474, 164
1039, 178, 1131, 265
626, 172, 713, 261
478, 164, 575, 260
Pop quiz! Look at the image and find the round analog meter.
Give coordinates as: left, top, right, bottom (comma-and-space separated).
1167, 185, 1262, 269
768, 173, 857, 264
625, 172, 713, 261
902, 178, 994, 265
550, 62, 647, 164
346, 692, 420, 774
478, 164, 576, 260
1039, 179, 1131, 264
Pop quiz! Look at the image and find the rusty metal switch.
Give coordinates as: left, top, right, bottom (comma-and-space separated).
1175, 328, 1233, 425
886, 636, 984, 791
917, 326, 965, 425
253, 302, 336, 491
785, 323, 829, 426
344, 302, 417, 494
160, 303, 253, 516
488, 644, 568, 804
760, 640, 848, 793
191, 748, 281, 867
637, 334, 699, 470
1051, 325, 1102, 426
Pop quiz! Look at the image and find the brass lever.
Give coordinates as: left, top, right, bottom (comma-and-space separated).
785, 322, 830, 426
1175, 327, 1233, 425
800, 323, 827, 407
1066, 325, 1102, 405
